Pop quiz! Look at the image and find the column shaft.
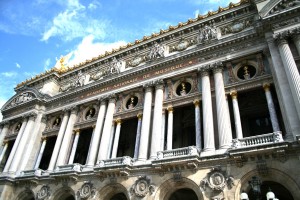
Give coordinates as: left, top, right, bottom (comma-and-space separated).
230, 91, 243, 139
161, 110, 166, 151
150, 84, 164, 159
98, 98, 116, 160
134, 114, 142, 159
68, 130, 80, 164
56, 108, 78, 166
3, 120, 27, 172
34, 138, 47, 169
214, 67, 232, 149
263, 84, 280, 132
0, 124, 9, 154
107, 123, 115, 158
201, 71, 215, 151
48, 112, 70, 170
9, 115, 35, 172
167, 107, 173, 150
138, 87, 153, 161
111, 119, 121, 159
277, 39, 300, 119
194, 100, 202, 149
86, 100, 107, 166
0, 142, 8, 165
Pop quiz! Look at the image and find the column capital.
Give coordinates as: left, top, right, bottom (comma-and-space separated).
263, 83, 271, 91
167, 106, 173, 112
230, 90, 238, 99
41, 136, 47, 141
73, 129, 80, 135
137, 113, 143, 119
198, 67, 210, 77
98, 96, 108, 104
22, 111, 37, 120
115, 118, 122, 125
274, 32, 289, 46
41, 115, 47, 123
211, 62, 224, 74
2, 140, 9, 145
193, 99, 200, 107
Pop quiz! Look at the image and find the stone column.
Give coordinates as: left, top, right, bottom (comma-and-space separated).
3, 118, 27, 172
86, 99, 107, 166
150, 81, 164, 159
292, 33, 300, 56
263, 83, 280, 132
166, 106, 173, 150
107, 123, 115, 159
161, 109, 166, 151
230, 90, 243, 139
68, 129, 80, 164
134, 113, 142, 160
48, 111, 70, 170
98, 97, 116, 160
34, 137, 47, 169
56, 107, 78, 166
138, 86, 153, 161
194, 99, 202, 149
9, 114, 36, 172
0, 123, 9, 154
111, 119, 122, 159
276, 36, 300, 119
0, 141, 8, 165
200, 69, 215, 151
266, 33, 300, 140
213, 65, 232, 149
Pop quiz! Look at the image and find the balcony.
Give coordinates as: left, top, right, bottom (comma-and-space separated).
96, 156, 133, 168
156, 146, 200, 160
231, 131, 284, 148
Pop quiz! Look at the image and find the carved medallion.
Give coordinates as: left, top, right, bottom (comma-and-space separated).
36, 185, 51, 200
77, 182, 96, 199
200, 166, 235, 191
130, 176, 155, 197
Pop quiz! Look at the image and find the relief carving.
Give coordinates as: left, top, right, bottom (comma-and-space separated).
59, 71, 86, 92
197, 25, 217, 44
130, 176, 155, 198
7, 92, 35, 108
220, 19, 252, 36
148, 42, 165, 60
76, 181, 96, 199
36, 185, 51, 200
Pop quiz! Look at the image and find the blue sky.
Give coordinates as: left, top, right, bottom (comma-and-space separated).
0, 0, 239, 120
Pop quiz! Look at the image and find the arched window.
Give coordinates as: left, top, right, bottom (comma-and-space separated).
110, 193, 127, 200
169, 188, 198, 200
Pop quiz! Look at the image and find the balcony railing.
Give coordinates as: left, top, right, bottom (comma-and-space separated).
156, 146, 199, 160
97, 156, 133, 168
231, 131, 284, 148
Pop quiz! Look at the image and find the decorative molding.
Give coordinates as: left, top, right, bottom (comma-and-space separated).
36, 185, 51, 200
200, 166, 235, 191
130, 176, 155, 198
76, 181, 97, 200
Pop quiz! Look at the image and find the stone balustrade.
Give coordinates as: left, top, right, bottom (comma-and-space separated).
97, 156, 133, 168
156, 146, 199, 160
231, 131, 284, 148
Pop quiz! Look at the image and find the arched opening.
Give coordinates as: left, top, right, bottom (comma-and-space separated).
59, 194, 75, 200
110, 193, 127, 200
16, 190, 35, 200
247, 181, 293, 200
169, 188, 198, 200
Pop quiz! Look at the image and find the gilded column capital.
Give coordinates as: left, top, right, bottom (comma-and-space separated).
137, 113, 143, 119
41, 136, 47, 141
115, 118, 122, 125
193, 99, 200, 107
263, 83, 271, 91
230, 90, 238, 99
167, 106, 173, 112
3, 140, 9, 145
74, 129, 81, 135
92, 124, 96, 129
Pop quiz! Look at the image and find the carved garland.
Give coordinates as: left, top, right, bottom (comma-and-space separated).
130, 176, 155, 197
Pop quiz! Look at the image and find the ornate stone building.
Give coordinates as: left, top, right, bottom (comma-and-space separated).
0, 0, 300, 199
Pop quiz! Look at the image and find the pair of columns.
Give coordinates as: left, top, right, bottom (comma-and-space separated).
3, 113, 39, 173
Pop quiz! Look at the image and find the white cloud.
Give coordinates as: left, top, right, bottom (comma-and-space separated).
16, 63, 21, 68
41, 0, 107, 42
44, 58, 51, 70
1, 72, 18, 78
88, 0, 101, 10
68, 34, 127, 66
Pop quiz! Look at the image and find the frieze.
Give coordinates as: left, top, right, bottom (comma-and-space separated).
6, 92, 36, 109
272, 16, 300, 30
268, 0, 300, 16
220, 19, 252, 36
79, 59, 198, 100
127, 54, 146, 67
59, 70, 86, 92
148, 42, 166, 60
171, 37, 195, 52
197, 25, 218, 44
